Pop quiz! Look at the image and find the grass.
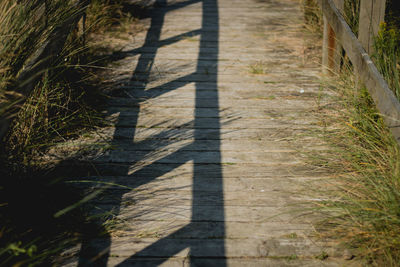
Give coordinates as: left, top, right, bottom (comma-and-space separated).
0, 0, 141, 265
301, 0, 323, 34
315, 251, 329, 260
301, 0, 400, 265
373, 22, 400, 101
314, 65, 400, 265
0, 1, 80, 117
343, 0, 360, 35
252, 95, 276, 100
249, 61, 267, 74
0, 0, 101, 159
301, 0, 359, 35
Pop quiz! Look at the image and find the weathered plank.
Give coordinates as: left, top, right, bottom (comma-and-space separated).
105, 258, 341, 267
56, 161, 328, 177
75, 175, 323, 193
95, 203, 319, 223
108, 97, 322, 109
96, 127, 315, 141
83, 237, 337, 258
106, 116, 317, 129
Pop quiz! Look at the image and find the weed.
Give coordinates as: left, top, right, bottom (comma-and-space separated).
286, 233, 298, 239
287, 254, 298, 260
251, 95, 276, 100
315, 251, 329, 260
249, 61, 267, 74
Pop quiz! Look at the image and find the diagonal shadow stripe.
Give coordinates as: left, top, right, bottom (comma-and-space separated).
78, 0, 224, 265
115, 0, 225, 265
78, 0, 169, 264
113, 29, 202, 58
127, 73, 195, 98
155, 0, 202, 11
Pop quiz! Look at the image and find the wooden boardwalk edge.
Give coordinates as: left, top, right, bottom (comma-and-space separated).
319, 0, 400, 142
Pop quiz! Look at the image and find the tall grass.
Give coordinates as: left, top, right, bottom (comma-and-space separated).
1, 0, 133, 162
0, 0, 135, 265
316, 65, 400, 266
301, 0, 360, 35
0, 1, 81, 118
301, 0, 323, 34
373, 23, 400, 101
86, 0, 127, 32
301, 0, 400, 265
343, 0, 360, 35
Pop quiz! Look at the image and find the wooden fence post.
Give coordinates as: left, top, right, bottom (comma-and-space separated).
358, 0, 386, 55
322, 0, 344, 73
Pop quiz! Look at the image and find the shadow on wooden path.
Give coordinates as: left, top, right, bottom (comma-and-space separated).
78, 0, 226, 265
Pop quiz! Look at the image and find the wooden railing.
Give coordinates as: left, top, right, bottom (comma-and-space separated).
320, 0, 400, 143
0, 0, 88, 143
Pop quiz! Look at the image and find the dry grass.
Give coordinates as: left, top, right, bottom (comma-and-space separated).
314, 63, 400, 266
0, 0, 139, 265
301, 0, 400, 265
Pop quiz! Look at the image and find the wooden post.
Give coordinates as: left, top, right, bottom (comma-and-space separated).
358, 0, 386, 54
319, 0, 400, 143
322, 0, 344, 73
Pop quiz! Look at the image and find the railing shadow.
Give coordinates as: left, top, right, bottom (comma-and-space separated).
77, 0, 225, 265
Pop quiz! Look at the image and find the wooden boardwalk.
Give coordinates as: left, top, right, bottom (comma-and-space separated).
71, 0, 343, 265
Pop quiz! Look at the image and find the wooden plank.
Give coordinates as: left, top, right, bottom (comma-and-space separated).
358, 0, 386, 54
319, 0, 400, 142
106, 257, 342, 267
89, 237, 334, 258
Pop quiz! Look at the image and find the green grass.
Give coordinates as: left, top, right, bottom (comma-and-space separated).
0, 0, 138, 160
0, 1, 80, 116
0, 0, 138, 265
249, 61, 267, 74
86, 0, 134, 33
343, 0, 360, 35
301, 1, 400, 265
373, 22, 400, 101
314, 65, 400, 266
315, 251, 329, 260
301, 0, 323, 34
